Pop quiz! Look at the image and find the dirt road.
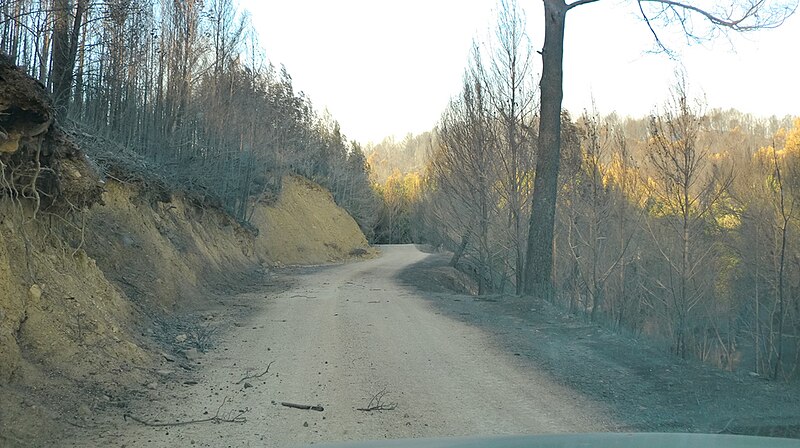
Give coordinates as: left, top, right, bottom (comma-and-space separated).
77, 245, 614, 447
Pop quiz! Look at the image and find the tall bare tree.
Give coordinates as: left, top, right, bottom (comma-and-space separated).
433, 72, 499, 294
475, 0, 538, 294
523, 0, 797, 296
563, 108, 641, 321
643, 81, 733, 358
50, 0, 87, 118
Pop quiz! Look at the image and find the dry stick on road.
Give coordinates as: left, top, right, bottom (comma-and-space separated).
717, 418, 735, 434
124, 397, 247, 427
281, 402, 325, 411
357, 387, 397, 411
235, 360, 275, 385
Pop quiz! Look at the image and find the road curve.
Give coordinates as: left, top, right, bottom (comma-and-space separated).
82, 245, 614, 447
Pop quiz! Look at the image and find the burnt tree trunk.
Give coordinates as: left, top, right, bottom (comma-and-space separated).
523, 0, 567, 297
50, 0, 86, 119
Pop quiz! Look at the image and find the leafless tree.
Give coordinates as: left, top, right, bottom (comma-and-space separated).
523, 0, 796, 296
432, 71, 499, 294
642, 80, 733, 358
562, 107, 642, 321
473, 0, 538, 294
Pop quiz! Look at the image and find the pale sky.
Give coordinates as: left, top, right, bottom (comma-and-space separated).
239, 0, 799, 144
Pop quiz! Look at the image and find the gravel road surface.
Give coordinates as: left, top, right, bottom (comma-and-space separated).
77, 245, 614, 447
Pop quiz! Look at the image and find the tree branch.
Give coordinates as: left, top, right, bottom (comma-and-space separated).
637, 0, 677, 56
281, 402, 324, 411
640, 0, 791, 30
567, 0, 603, 10
124, 397, 247, 427
636, 0, 796, 56
357, 387, 397, 412
235, 360, 274, 385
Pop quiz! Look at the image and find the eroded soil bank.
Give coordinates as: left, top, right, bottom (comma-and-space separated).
0, 174, 371, 446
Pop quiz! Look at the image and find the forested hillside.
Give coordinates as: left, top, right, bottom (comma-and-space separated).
1, 0, 378, 235
0, 54, 372, 445
418, 90, 799, 373
402, 3, 800, 379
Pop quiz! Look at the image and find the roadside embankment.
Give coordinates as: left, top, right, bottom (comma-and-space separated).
1, 164, 369, 448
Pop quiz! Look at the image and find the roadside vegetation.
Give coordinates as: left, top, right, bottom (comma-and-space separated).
367, 0, 800, 380
1, 0, 379, 236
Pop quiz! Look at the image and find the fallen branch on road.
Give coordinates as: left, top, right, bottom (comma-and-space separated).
124, 397, 247, 427
235, 360, 275, 385
281, 402, 324, 411
357, 387, 397, 411
717, 418, 735, 434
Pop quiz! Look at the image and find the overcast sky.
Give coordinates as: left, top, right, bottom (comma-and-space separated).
239, 0, 799, 144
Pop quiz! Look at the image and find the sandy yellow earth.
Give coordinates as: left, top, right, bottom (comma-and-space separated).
0, 175, 370, 446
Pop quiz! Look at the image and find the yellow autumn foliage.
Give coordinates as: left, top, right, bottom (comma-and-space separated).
754, 118, 800, 163
378, 170, 423, 205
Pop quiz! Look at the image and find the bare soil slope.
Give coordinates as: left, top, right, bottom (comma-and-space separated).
0, 175, 370, 446
82, 180, 258, 310
0, 207, 154, 445
0, 54, 147, 445
251, 175, 371, 266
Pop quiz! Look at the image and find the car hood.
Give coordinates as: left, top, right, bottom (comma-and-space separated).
310, 432, 800, 448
